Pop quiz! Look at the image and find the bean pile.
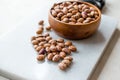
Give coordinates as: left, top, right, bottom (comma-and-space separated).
51, 1, 99, 24
31, 20, 77, 70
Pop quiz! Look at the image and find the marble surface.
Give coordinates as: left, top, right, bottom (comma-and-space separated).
0, 0, 120, 80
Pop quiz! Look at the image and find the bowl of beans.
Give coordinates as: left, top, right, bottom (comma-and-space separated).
48, 1, 101, 39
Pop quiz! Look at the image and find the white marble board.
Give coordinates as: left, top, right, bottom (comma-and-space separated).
0, 0, 117, 80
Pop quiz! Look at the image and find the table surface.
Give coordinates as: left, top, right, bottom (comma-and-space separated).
0, 0, 120, 80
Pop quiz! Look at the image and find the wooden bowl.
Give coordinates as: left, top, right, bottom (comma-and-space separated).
48, 1, 101, 40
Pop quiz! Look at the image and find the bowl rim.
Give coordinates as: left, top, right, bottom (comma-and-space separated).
49, 1, 101, 26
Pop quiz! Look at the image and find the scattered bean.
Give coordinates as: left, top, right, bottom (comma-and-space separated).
37, 54, 45, 61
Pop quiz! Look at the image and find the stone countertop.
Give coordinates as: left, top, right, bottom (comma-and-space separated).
0, 0, 120, 80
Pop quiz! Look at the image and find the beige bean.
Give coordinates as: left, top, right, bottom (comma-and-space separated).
32, 40, 39, 45
36, 29, 43, 34
38, 20, 44, 25
36, 37, 45, 41
37, 54, 45, 61
62, 7, 68, 14
46, 26, 51, 31
72, 10, 78, 15
46, 36, 52, 41
57, 43, 65, 48
49, 39, 57, 45
61, 15, 67, 20
77, 18, 84, 23
59, 52, 66, 58
44, 33, 50, 37
51, 10, 57, 17
83, 19, 90, 23
61, 59, 71, 66
69, 18, 76, 22
73, 5, 79, 10
62, 18, 69, 23
62, 48, 71, 55
66, 1, 72, 5
57, 38, 64, 43
56, 45, 62, 52
54, 8, 61, 13
64, 56, 73, 61
66, 13, 72, 17
52, 54, 60, 62
45, 47, 51, 53
36, 46, 43, 52
34, 45, 38, 49
47, 53, 54, 60
31, 36, 36, 41
52, 52, 58, 55
57, 12, 63, 18
68, 45, 77, 52
50, 45, 57, 52
44, 43, 51, 47
54, 5, 60, 9
65, 41, 72, 46
39, 42, 46, 46
58, 62, 67, 70
67, 5, 73, 9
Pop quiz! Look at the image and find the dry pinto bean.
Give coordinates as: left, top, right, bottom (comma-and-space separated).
52, 54, 60, 62
50, 45, 57, 52
44, 33, 50, 37
77, 18, 84, 23
39, 41, 46, 46
47, 53, 54, 60
34, 45, 38, 49
54, 8, 61, 13
62, 7, 68, 14
57, 43, 65, 48
46, 26, 51, 31
36, 29, 43, 34
51, 10, 57, 17
61, 59, 71, 66
65, 41, 72, 46
32, 40, 39, 45
68, 45, 77, 52
69, 18, 76, 22
64, 56, 73, 61
31, 36, 36, 41
36, 46, 43, 52
59, 52, 66, 58
57, 12, 64, 18
62, 18, 69, 23
46, 36, 52, 41
56, 45, 62, 52
49, 39, 57, 45
58, 62, 67, 70
38, 20, 44, 25
66, 13, 72, 17
57, 38, 64, 43
37, 54, 45, 61
44, 43, 51, 47
62, 48, 71, 55
61, 15, 67, 20
45, 47, 51, 53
